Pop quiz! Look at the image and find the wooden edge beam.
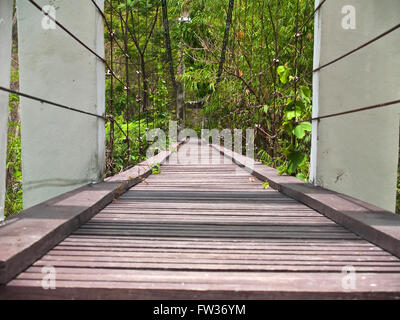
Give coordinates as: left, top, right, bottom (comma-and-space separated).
0, 141, 184, 285
209, 143, 400, 259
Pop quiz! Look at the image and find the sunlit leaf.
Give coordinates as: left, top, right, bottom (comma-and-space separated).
293, 122, 312, 139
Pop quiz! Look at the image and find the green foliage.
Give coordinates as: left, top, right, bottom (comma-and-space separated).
152, 162, 161, 175
180, 0, 315, 179
293, 122, 312, 139
296, 173, 308, 182
5, 119, 22, 218
5, 42, 22, 218
105, 115, 154, 175
286, 151, 307, 175
277, 65, 290, 84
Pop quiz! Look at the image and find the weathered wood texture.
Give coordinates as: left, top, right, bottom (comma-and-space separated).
1, 139, 400, 299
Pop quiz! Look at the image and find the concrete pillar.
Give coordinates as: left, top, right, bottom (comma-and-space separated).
0, 0, 14, 220
311, 0, 400, 212
16, 0, 105, 209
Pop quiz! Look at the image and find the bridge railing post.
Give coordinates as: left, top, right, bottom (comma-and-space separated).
310, 0, 400, 212
16, 0, 106, 210
0, 0, 14, 221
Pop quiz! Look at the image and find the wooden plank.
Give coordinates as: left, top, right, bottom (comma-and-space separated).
82, 222, 349, 232
90, 216, 341, 225
104, 203, 316, 212
73, 229, 360, 240
29, 259, 400, 272
42, 250, 400, 262
60, 239, 381, 251
15, 267, 400, 284
64, 235, 376, 246
52, 246, 388, 255
2, 271, 400, 299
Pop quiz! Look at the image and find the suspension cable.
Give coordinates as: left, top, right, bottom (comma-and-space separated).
264, 21, 400, 103
0, 86, 106, 120
0, 85, 130, 139
91, 0, 141, 74
310, 99, 400, 122
28, 0, 128, 89
263, 0, 328, 81
313, 22, 400, 73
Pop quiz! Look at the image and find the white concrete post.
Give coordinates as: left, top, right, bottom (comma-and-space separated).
16, 0, 105, 209
311, 0, 400, 212
0, 0, 14, 220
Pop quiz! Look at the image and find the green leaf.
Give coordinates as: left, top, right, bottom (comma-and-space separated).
296, 173, 308, 182
277, 65, 290, 84
263, 105, 269, 114
285, 106, 302, 120
287, 151, 307, 175
295, 99, 306, 111
300, 86, 311, 98
152, 163, 161, 175
277, 65, 285, 74
293, 122, 312, 139
262, 181, 270, 189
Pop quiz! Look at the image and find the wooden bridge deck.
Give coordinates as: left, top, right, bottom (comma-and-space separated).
1, 140, 400, 299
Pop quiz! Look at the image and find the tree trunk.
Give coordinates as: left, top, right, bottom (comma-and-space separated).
176, 47, 185, 123
161, 0, 177, 100
216, 0, 235, 84
176, 7, 191, 124
140, 52, 149, 115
